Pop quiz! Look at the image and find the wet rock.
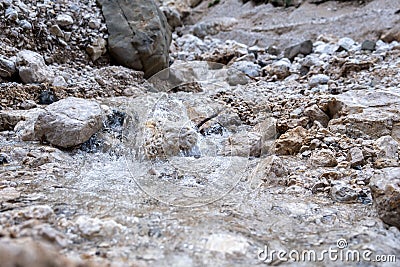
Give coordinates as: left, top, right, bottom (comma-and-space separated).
222, 131, 262, 157
56, 14, 74, 27
347, 147, 364, 168
361, 40, 376, 51
34, 97, 103, 148
16, 50, 51, 84
284, 40, 313, 61
275, 126, 307, 155
338, 37, 355, 51
75, 216, 125, 238
263, 58, 291, 79
370, 167, 400, 229
373, 135, 399, 168
331, 181, 359, 203
86, 37, 107, 62
303, 104, 330, 127
38, 90, 58, 105
310, 149, 337, 167
204, 233, 249, 255
0, 55, 16, 78
231, 60, 260, 77
251, 155, 288, 187
97, 0, 171, 78
309, 74, 329, 88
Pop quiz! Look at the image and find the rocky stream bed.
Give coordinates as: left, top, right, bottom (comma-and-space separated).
0, 0, 400, 266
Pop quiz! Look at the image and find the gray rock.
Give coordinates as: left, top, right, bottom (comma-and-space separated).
309, 74, 329, 88
0, 55, 16, 78
55, 14, 74, 27
331, 181, 358, 203
188, 0, 203, 7
34, 97, 103, 148
347, 147, 364, 168
231, 61, 260, 78
5, 7, 17, 21
16, 50, 51, 84
370, 168, 400, 228
251, 155, 288, 188
160, 6, 182, 29
338, 37, 355, 51
373, 135, 399, 168
310, 149, 337, 167
86, 37, 107, 61
314, 41, 339, 55
97, 0, 171, 78
52, 76, 68, 87
263, 58, 291, 79
303, 104, 330, 127
226, 67, 250, 86
361, 40, 376, 51
49, 25, 64, 38
284, 40, 313, 61
18, 19, 32, 30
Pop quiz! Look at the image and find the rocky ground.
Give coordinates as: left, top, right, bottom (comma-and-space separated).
1, 0, 400, 266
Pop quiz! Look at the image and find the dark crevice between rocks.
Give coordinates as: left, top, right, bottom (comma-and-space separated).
38, 90, 59, 105
80, 109, 127, 153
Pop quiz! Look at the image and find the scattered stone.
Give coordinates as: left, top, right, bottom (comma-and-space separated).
347, 147, 364, 168
75, 216, 125, 238
49, 25, 64, 38
361, 40, 376, 51
275, 126, 307, 155
284, 40, 313, 61
19, 20, 32, 31
16, 50, 51, 84
310, 149, 337, 167
97, 0, 171, 78
5, 7, 17, 21
263, 58, 291, 79
226, 67, 250, 86
303, 104, 330, 127
381, 28, 400, 43
331, 181, 359, 203
370, 167, 400, 229
34, 97, 103, 148
86, 37, 107, 62
373, 135, 399, 168
338, 37, 355, 51
309, 74, 329, 88
56, 14, 74, 27
231, 60, 260, 77
0, 55, 16, 78
52, 76, 68, 87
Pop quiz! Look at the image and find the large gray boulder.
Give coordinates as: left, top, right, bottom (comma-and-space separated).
97, 0, 171, 78
34, 97, 103, 148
